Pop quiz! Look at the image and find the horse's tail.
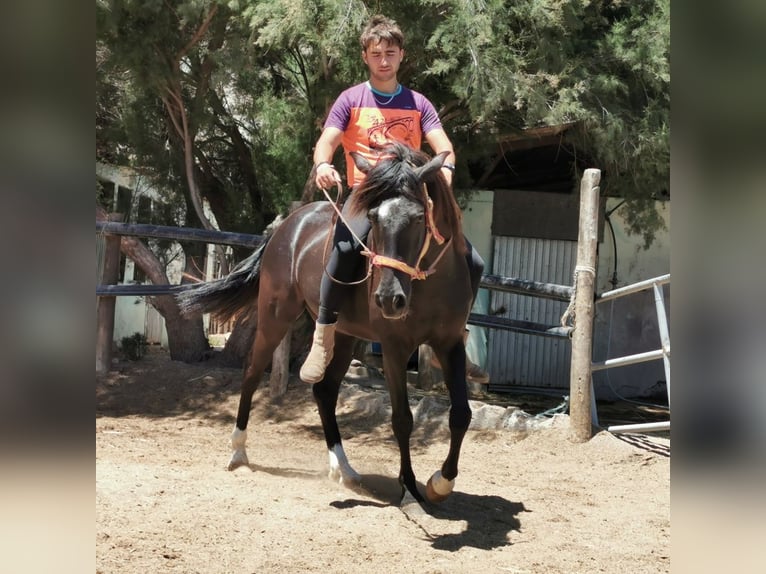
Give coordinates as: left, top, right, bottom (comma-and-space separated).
177, 237, 271, 320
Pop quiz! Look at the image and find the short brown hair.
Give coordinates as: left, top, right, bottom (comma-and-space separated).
359, 15, 404, 50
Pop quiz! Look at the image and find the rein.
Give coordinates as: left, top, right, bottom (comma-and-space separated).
321, 183, 452, 283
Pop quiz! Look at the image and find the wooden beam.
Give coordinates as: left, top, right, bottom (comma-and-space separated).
568, 169, 601, 443
468, 313, 571, 339
96, 221, 263, 248
96, 214, 124, 373
96, 284, 194, 296
479, 274, 572, 301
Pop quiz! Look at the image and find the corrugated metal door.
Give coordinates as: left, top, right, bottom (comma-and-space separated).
488, 236, 576, 390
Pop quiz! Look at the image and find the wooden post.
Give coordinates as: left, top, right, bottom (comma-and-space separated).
568, 169, 601, 442
269, 201, 303, 398
96, 213, 124, 373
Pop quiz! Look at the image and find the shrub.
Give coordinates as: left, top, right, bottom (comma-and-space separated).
120, 332, 147, 360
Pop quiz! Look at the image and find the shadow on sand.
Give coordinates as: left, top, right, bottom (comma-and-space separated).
329, 473, 527, 551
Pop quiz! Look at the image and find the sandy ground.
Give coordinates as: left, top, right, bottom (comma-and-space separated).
96, 348, 670, 574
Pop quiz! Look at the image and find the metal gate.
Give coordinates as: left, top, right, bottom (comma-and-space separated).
592, 274, 671, 433
487, 236, 577, 390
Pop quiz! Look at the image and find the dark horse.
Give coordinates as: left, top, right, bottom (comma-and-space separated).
179, 143, 474, 504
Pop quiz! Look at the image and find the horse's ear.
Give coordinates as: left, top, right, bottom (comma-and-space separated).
350, 152, 374, 174
413, 151, 449, 182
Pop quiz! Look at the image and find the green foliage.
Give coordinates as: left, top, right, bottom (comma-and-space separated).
120, 332, 147, 361
97, 0, 669, 246
412, 0, 670, 245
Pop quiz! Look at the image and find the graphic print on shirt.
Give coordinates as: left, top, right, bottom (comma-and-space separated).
342, 106, 423, 185
367, 114, 417, 150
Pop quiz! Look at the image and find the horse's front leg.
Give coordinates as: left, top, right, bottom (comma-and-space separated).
380, 345, 421, 503
426, 340, 472, 503
312, 333, 361, 486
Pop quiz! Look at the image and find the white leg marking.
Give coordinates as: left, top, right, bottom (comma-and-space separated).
328, 444, 361, 485
227, 427, 249, 470
429, 471, 455, 497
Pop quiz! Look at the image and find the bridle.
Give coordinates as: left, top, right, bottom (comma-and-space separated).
321, 182, 452, 283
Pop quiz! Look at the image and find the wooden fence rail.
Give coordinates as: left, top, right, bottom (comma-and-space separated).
95, 222, 572, 337
96, 221, 264, 248
478, 274, 571, 301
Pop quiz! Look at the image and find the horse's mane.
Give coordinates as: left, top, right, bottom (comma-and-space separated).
347, 142, 466, 254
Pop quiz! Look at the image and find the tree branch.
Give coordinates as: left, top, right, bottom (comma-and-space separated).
178, 4, 219, 61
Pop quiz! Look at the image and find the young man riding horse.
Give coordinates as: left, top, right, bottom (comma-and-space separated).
302, 14, 489, 385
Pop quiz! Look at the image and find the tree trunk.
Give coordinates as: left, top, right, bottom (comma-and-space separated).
218, 306, 258, 368
160, 299, 210, 362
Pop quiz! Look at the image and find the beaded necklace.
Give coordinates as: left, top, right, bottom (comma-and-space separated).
367, 81, 402, 105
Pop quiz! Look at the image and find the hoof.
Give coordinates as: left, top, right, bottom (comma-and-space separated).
328, 444, 361, 485
227, 450, 249, 471
425, 471, 454, 504
400, 489, 426, 514
228, 428, 249, 470
328, 466, 361, 486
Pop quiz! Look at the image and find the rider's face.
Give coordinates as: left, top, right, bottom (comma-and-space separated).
362, 40, 404, 83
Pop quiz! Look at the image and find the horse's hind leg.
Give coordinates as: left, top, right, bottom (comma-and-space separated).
228, 310, 300, 471
311, 332, 361, 485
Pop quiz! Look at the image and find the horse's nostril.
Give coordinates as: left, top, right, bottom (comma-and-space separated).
393, 294, 406, 311
374, 293, 383, 309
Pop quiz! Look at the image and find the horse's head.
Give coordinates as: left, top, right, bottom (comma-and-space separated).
347, 143, 463, 320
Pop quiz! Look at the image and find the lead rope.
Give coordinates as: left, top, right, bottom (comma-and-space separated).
319, 183, 452, 283
320, 183, 374, 286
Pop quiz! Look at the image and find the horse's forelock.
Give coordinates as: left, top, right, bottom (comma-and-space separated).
347, 144, 423, 216
347, 144, 466, 253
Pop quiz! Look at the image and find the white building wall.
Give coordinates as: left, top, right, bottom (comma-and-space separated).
592, 199, 671, 400
461, 190, 495, 369
97, 162, 189, 349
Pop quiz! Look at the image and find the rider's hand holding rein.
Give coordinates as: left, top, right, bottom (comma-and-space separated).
315, 162, 342, 190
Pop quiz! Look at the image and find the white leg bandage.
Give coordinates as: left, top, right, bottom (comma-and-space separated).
227, 427, 249, 470
328, 444, 361, 484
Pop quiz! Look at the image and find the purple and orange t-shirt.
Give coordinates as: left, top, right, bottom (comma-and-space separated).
324, 81, 443, 186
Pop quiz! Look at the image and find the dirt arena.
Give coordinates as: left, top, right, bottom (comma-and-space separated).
96, 348, 669, 573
